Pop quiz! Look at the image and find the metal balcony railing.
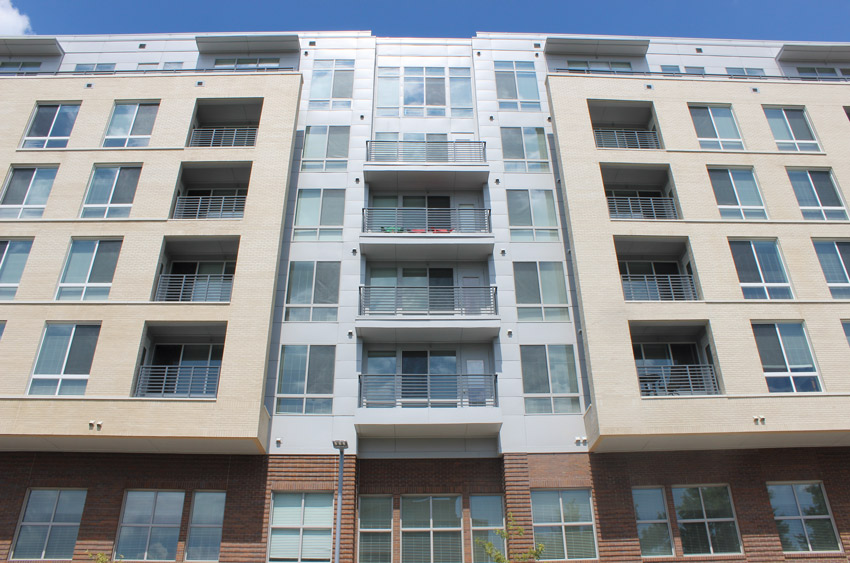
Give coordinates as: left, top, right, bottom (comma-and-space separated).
154, 274, 233, 302
189, 127, 257, 147
173, 195, 246, 219
366, 140, 486, 162
607, 196, 678, 220
359, 374, 498, 408
134, 365, 220, 398
622, 274, 698, 301
594, 128, 661, 149
359, 286, 497, 315
362, 208, 491, 233
637, 365, 720, 397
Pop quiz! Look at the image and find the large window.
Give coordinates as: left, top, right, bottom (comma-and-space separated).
814, 241, 850, 298
74, 63, 115, 73
285, 261, 340, 321
506, 190, 559, 241
752, 322, 820, 393
293, 189, 345, 240
401, 496, 462, 563
56, 239, 121, 301
565, 60, 632, 74
186, 491, 226, 561
531, 489, 597, 560
0, 167, 56, 218
726, 67, 765, 77
309, 60, 354, 109
672, 485, 741, 555
403, 67, 446, 116
729, 240, 792, 299
116, 490, 185, 561
0, 61, 41, 73
103, 102, 159, 147
276, 345, 335, 414
495, 61, 540, 111
0, 239, 32, 299
269, 493, 334, 563
767, 483, 840, 553
29, 324, 100, 396
22, 104, 80, 148
375, 66, 473, 117
501, 128, 549, 172
513, 262, 569, 321
359, 497, 392, 563
213, 58, 279, 70
81, 166, 141, 218
12, 489, 87, 560
764, 107, 819, 152
708, 168, 766, 219
631, 488, 673, 557
302, 126, 350, 171
689, 106, 744, 150
787, 169, 847, 220
521, 345, 580, 414
470, 496, 505, 563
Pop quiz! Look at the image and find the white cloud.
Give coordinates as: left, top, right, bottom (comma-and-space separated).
0, 0, 32, 35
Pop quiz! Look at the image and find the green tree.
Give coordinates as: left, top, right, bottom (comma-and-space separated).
475, 512, 545, 563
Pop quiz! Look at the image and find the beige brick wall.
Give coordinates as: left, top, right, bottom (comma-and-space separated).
0, 72, 302, 452
547, 74, 850, 452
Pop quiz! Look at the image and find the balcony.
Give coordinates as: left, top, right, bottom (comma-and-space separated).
187, 98, 262, 148
135, 365, 220, 398
174, 195, 245, 219
637, 365, 719, 397
617, 236, 699, 301
622, 274, 697, 301
155, 274, 233, 302
359, 286, 497, 316
359, 374, 497, 408
172, 162, 250, 220
154, 237, 238, 302
589, 100, 663, 149
363, 140, 489, 190
603, 164, 679, 220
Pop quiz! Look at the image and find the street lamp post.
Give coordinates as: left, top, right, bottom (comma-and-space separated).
332, 440, 348, 563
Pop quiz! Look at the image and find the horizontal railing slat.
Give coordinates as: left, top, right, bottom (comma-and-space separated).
359, 374, 498, 407
359, 286, 497, 315
189, 127, 257, 147
637, 365, 720, 396
135, 365, 220, 398
362, 208, 491, 233
173, 195, 246, 219
594, 128, 660, 149
366, 140, 486, 162
607, 196, 678, 220
154, 274, 233, 302
621, 274, 698, 301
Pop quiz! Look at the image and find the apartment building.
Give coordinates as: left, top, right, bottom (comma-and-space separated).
1, 30, 850, 563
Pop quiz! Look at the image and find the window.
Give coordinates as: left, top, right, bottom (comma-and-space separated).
672, 486, 741, 555
566, 60, 632, 74
470, 496, 505, 563
22, 104, 80, 148
285, 261, 340, 321
631, 488, 673, 557
506, 190, 559, 241
376, 68, 473, 117
689, 106, 744, 150
495, 61, 540, 110
661, 65, 681, 74
708, 168, 766, 219
787, 170, 847, 220
0, 167, 56, 218
797, 67, 839, 79
729, 240, 792, 299
81, 166, 140, 218
74, 63, 115, 72
0, 61, 41, 73
531, 490, 597, 560
12, 489, 87, 560
116, 490, 184, 561
359, 497, 392, 563
376, 67, 400, 116
752, 322, 820, 393
29, 324, 100, 396
401, 496, 462, 563
213, 58, 279, 70
293, 189, 344, 240
56, 240, 121, 301
764, 107, 819, 151
302, 126, 350, 171
726, 67, 765, 77
767, 483, 840, 552
513, 262, 569, 320
186, 491, 226, 561
276, 345, 335, 414
449, 68, 473, 117
0, 240, 32, 299
269, 493, 334, 563
501, 127, 549, 172
404, 67, 447, 116
814, 241, 850, 298
844, 322, 850, 345
103, 102, 159, 147
521, 345, 580, 414
309, 60, 354, 109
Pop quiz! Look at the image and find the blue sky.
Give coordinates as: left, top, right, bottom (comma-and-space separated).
4, 0, 850, 41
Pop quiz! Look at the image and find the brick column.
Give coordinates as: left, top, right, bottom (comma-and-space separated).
502, 453, 534, 558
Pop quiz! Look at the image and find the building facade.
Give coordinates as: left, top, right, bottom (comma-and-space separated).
1, 31, 850, 563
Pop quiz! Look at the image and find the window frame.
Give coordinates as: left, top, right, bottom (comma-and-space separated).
530, 489, 598, 561
56, 239, 122, 301
631, 487, 674, 557
114, 490, 185, 562
103, 101, 160, 148
400, 495, 464, 563
520, 344, 581, 414
688, 105, 744, 150
728, 239, 793, 300
308, 59, 355, 110
494, 60, 541, 111
671, 484, 742, 556
301, 125, 350, 171
284, 261, 341, 322
0, 166, 58, 219
28, 323, 101, 396
512, 262, 569, 321
293, 188, 345, 241
275, 344, 336, 414
268, 492, 335, 563
358, 495, 393, 563
500, 127, 549, 173
11, 488, 87, 561
751, 322, 821, 393
813, 240, 850, 298
786, 169, 847, 221
766, 481, 841, 553
81, 165, 141, 218
0, 239, 33, 299
506, 189, 560, 241
22, 103, 80, 149
707, 167, 766, 220
764, 107, 820, 152
185, 490, 226, 562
